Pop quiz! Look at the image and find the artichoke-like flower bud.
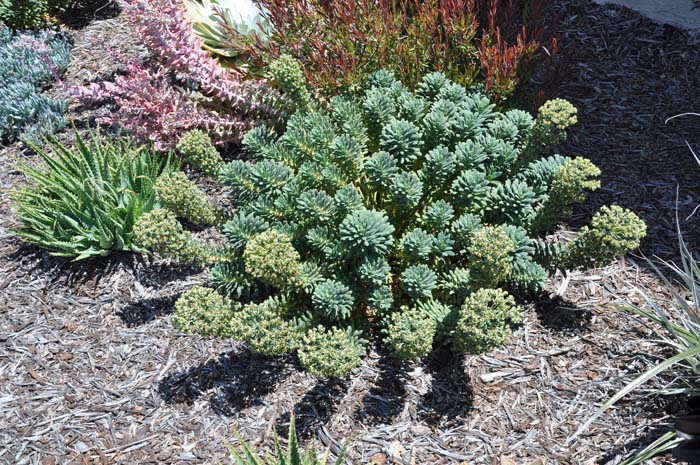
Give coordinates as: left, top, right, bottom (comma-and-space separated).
173, 286, 235, 337
176, 129, 223, 176
359, 256, 391, 286
518, 154, 569, 194
421, 146, 456, 187
241, 125, 278, 159
230, 298, 298, 356
400, 264, 438, 300
364, 87, 395, 142
298, 326, 364, 378
567, 205, 646, 269
243, 230, 303, 289
451, 212, 483, 250
421, 200, 455, 232
312, 279, 355, 320
155, 172, 218, 226
364, 151, 398, 192
438, 267, 471, 303
487, 117, 519, 143
453, 288, 521, 354
467, 226, 515, 288
385, 307, 437, 360
296, 189, 336, 225
450, 169, 488, 211
401, 228, 435, 262
417, 72, 450, 101
503, 109, 535, 137
454, 140, 487, 171
485, 179, 537, 227
331, 134, 364, 179
339, 209, 395, 257
367, 69, 398, 89
367, 286, 394, 313
222, 211, 269, 255
388, 171, 424, 209
269, 54, 311, 110
134, 208, 208, 264
437, 82, 469, 105
334, 185, 364, 218
380, 119, 423, 168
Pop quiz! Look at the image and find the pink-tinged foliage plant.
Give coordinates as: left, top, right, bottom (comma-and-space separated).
72, 0, 283, 150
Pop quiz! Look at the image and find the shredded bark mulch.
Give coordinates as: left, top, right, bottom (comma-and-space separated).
2, 0, 700, 464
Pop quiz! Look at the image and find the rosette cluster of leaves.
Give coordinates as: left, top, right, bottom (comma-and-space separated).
0, 25, 69, 143
168, 71, 645, 377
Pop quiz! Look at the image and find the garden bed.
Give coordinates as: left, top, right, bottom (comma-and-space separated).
1, 0, 700, 464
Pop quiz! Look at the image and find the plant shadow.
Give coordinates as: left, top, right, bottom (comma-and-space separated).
117, 293, 178, 326
534, 294, 593, 333
158, 348, 295, 411
59, 0, 121, 29
418, 347, 474, 425
356, 351, 412, 426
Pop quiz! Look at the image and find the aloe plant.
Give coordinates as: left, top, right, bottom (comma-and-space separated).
226, 415, 347, 465
13, 132, 176, 260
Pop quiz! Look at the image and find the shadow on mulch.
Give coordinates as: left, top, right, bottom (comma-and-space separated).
58, 0, 121, 29
275, 378, 349, 440
357, 352, 412, 426
418, 347, 474, 424
158, 349, 295, 410
534, 294, 593, 333
118, 294, 179, 326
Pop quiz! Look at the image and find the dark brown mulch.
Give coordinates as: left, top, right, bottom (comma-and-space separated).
1, 1, 700, 464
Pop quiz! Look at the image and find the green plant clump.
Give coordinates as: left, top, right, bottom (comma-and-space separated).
226, 413, 347, 465
0, 0, 72, 29
176, 129, 224, 176
13, 132, 176, 260
0, 25, 70, 143
162, 70, 645, 377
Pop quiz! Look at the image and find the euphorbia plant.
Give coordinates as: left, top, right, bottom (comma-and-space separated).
138, 68, 646, 377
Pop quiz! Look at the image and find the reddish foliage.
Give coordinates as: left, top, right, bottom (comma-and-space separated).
250, 0, 558, 101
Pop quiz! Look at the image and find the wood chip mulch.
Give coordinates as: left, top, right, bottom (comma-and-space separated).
2, 0, 700, 464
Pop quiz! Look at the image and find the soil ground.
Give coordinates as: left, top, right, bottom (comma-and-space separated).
1, 0, 700, 464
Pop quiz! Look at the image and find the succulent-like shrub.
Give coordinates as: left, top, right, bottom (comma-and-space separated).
0, 0, 72, 29
163, 71, 645, 377
133, 208, 211, 264
0, 25, 69, 143
13, 133, 175, 260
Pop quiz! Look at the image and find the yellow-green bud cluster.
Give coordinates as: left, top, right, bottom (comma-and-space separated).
467, 226, 516, 288
567, 205, 647, 269
243, 230, 303, 289
172, 286, 235, 336
297, 326, 363, 378
269, 54, 311, 111
228, 298, 299, 356
454, 288, 521, 354
133, 208, 209, 264
176, 129, 224, 177
385, 307, 437, 361
155, 172, 218, 227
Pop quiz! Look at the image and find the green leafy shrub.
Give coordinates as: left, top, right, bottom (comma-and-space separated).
13, 133, 176, 260
158, 71, 645, 377
226, 413, 347, 465
0, 25, 69, 142
0, 0, 72, 29
133, 208, 211, 265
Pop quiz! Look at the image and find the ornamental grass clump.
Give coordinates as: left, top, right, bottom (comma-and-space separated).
158, 70, 645, 377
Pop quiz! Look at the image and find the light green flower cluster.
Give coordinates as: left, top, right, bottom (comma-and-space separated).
243, 230, 303, 289
133, 209, 209, 264
176, 129, 224, 176
155, 171, 218, 226
173, 286, 236, 336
